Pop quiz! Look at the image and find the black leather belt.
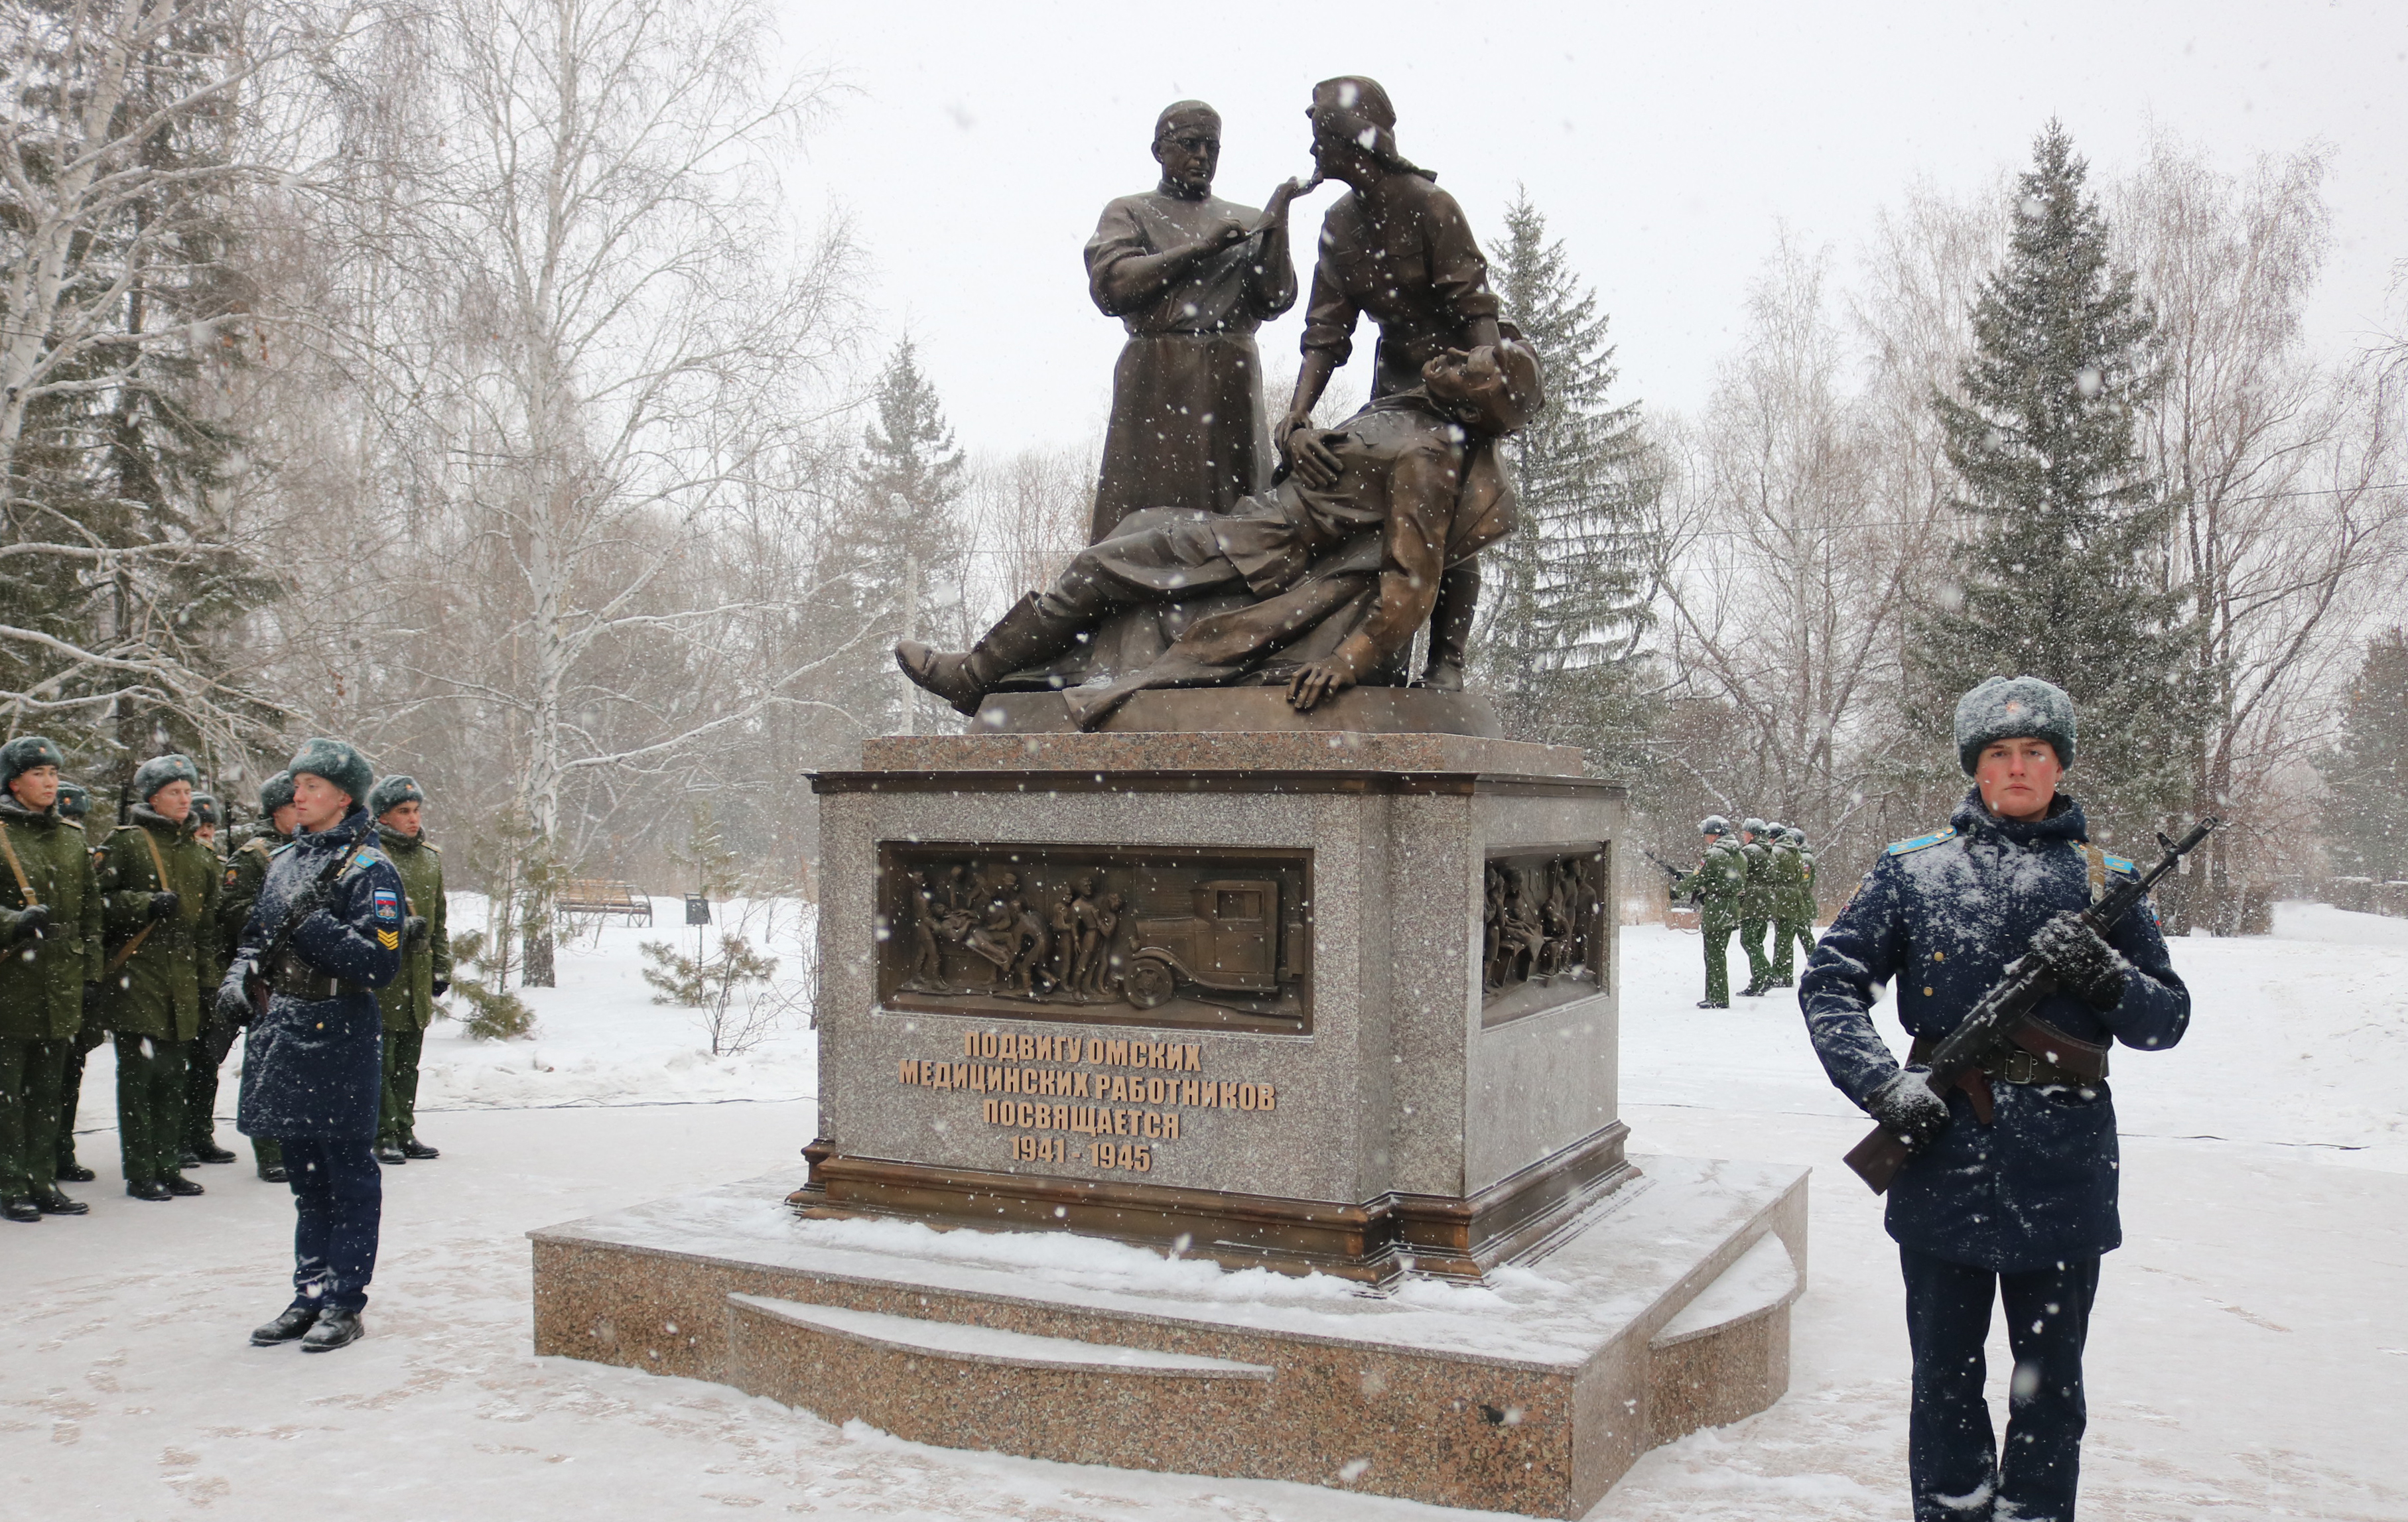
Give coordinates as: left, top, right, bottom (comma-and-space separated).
267, 948, 360, 1002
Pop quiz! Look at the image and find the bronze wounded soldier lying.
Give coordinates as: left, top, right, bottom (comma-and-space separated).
896, 336, 1544, 729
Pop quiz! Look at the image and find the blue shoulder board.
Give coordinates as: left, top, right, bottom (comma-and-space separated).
269, 841, 296, 857
1886, 826, 1958, 856
2103, 854, 2137, 876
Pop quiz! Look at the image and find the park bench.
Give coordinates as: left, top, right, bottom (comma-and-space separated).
556, 879, 653, 924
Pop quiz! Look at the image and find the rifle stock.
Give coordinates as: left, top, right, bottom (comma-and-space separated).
1839, 816, 2218, 1194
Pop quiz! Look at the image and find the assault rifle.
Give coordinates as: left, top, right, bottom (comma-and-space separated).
1641, 848, 1690, 884
242, 832, 356, 1018
1841, 816, 2219, 1194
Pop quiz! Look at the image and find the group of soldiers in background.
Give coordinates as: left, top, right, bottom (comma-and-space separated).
0, 738, 451, 1222
1669, 815, 1820, 1009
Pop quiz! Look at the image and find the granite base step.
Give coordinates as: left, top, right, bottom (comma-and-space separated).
531, 1153, 1808, 1517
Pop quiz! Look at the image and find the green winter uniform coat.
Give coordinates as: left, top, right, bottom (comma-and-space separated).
0, 800, 101, 1039
94, 810, 224, 1042
374, 826, 450, 1033
218, 827, 282, 966
1679, 838, 1749, 926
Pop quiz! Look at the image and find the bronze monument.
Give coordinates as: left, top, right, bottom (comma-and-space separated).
1085, 101, 1304, 541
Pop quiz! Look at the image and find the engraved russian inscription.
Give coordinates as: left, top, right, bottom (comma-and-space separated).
896, 1029, 1281, 1173
877, 844, 1311, 1031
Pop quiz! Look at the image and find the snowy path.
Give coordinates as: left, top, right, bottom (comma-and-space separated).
3, 905, 2404, 1519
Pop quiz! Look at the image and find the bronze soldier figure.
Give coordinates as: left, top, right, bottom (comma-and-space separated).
1280, 76, 1504, 691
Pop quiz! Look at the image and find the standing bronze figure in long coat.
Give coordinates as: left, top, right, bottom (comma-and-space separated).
1084, 101, 1303, 542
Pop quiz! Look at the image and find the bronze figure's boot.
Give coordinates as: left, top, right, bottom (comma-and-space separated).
896, 593, 1084, 716
1421, 560, 1480, 691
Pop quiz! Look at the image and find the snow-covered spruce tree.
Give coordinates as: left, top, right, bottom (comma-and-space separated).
1907, 124, 2202, 857
1477, 193, 1661, 768
813, 338, 970, 739
2318, 629, 2408, 883
1, 0, 285, 795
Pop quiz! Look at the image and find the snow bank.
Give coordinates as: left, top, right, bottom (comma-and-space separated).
411, 893, 819, 1113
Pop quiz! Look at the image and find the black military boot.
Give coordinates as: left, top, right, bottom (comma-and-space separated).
178, 1147, 202, 1171
251, 1304, 319, 1346
190, 1138, 238, 1165
33, 1188, 88, 1216
258, 1159, 289, 1183
1696, 998, 1729, 1009
127, 1178, 172, 1202
373, 1141, 408, 1165
401, 1135, 440, 1160
3, 1196, 40, 1223
301, 1309, 364, 1352
57, 1156, 96, 1183
895, 593, 1085, 716
160, 1172, 206, 1197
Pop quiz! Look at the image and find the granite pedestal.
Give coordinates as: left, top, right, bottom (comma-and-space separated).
530, 694, 1807, 1513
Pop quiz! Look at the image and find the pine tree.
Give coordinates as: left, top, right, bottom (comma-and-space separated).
812, 338, 969, 740
1477, 193, 1661, 765
1906, 123, 2201, 847
2318, 629, 2408, 881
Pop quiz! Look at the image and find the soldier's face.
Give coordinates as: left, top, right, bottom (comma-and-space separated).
8, 763, 58, 810
1154, 122, 1219, 196
381, 800, 423, 836
291, 773, 352, 834
1975, 737, 2064, 822
271, 804, 301, 837
151, 779, 193, 823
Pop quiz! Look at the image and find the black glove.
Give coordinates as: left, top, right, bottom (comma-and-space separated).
404, 915, 429, 947
2029, 909, 2127, 1009
431, 978, 450, 998
149, 891, 180, 921
10, 903, 50, 942
216, 960, 256, 1023
1864, 1066, 1950, 1148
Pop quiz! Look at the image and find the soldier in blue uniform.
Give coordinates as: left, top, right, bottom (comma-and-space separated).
1800, 676, 2190, 1522
218, 739, 404, 1354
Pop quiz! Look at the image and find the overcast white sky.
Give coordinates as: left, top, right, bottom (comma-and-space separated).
773, 1, 2408, 456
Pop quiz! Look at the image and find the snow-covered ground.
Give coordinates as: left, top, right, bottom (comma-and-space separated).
3, 899, 2405, 1519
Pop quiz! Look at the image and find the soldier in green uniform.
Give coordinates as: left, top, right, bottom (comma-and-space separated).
1674, 816, 1750, 1009
178, 793, 239, 1169
93, 754, 224, 1200
50, 780, 102, 1184
190, 793, 222, 849
1734, 817, 1777, 997
1775, 825, 1820, 983
369, 775, 448, 1165
1763, 822, 1814, 989
218, 772, 296, 1182
0, 738, 104, 1222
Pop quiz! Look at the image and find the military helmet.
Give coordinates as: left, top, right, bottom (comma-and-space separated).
1700, 814, 1731, 837
1742, 816, 1769, 837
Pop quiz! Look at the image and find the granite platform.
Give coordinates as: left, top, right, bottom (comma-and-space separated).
530, 1154, 1808, 1517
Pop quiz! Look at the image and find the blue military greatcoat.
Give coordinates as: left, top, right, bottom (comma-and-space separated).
1799, 791, 2190, 1271
228, 807, 405, 1141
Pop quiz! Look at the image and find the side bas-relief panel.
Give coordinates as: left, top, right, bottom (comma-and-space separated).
1481, 844, 1610, 1029
876, 842, 1313, 1034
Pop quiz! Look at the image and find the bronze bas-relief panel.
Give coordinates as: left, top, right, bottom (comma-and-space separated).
1480, 845, 1610, 1029
876, 843, 1312, 1033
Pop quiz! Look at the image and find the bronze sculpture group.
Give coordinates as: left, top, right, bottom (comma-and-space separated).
897, 77, 1545, 728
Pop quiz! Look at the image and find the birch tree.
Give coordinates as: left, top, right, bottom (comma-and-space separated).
299, 0, 854, 975
2114, 137, 2408, 929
